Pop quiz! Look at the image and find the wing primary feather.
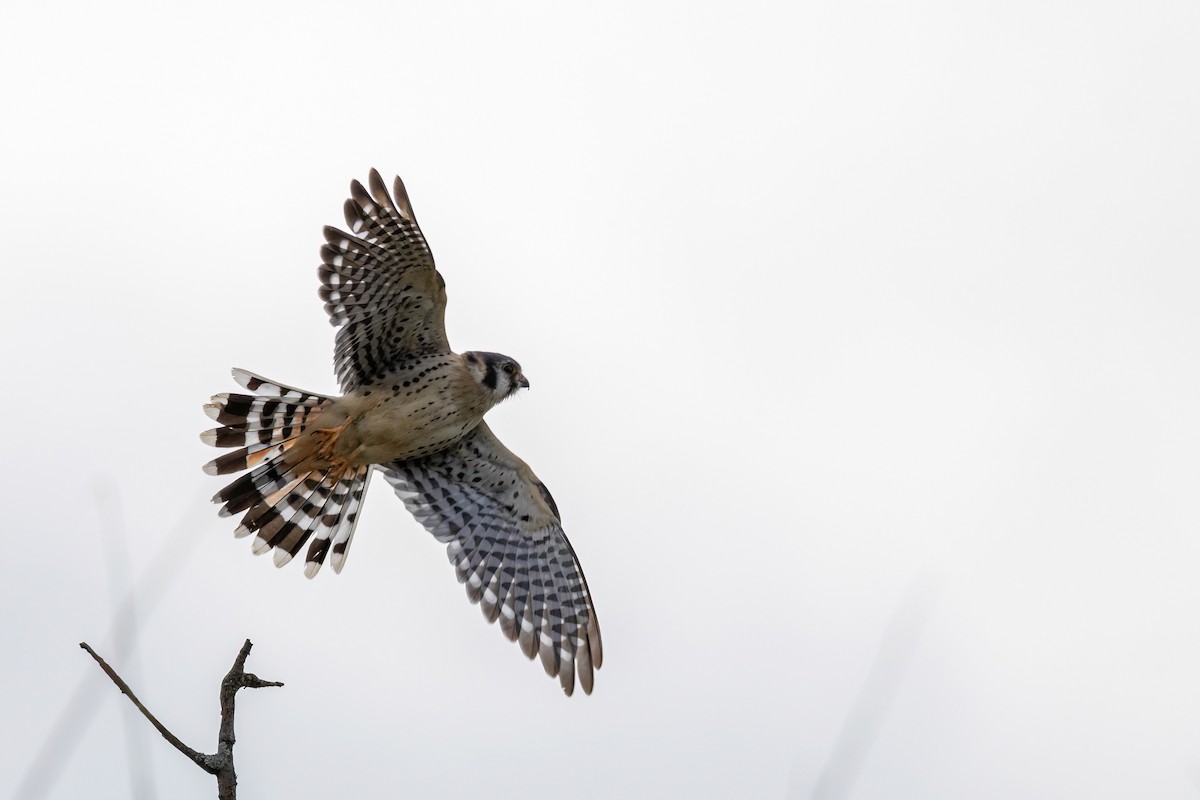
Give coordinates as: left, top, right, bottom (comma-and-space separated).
548, 540, 582, 695
392, 176, 418, 225
368, 168, 398, 215
560, 532, 604, 671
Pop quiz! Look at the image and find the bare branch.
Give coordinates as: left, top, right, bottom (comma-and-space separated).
215, 641, 284, 764
79, 642, 212, 774
81, 639, 283, 800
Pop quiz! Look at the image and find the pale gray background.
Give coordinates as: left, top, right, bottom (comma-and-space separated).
3, 1, 1199, 798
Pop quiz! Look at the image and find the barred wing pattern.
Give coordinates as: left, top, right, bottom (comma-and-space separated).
378, 423, 603, 695
320, 169, 450, 392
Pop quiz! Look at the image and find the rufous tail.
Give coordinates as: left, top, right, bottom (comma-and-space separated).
202, 368, 371, 577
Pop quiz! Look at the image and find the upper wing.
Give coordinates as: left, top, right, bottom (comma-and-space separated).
320, 170, 451, 391
377, 423, 603, 695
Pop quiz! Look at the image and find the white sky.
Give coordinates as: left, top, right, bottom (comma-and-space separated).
3, 1, 1199, 797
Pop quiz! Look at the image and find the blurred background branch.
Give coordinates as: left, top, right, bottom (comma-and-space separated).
94, 481, 155, 799
14, 491, 208, 800
808, 575, 940, 800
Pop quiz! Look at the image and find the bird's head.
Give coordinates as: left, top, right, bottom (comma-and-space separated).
464, 351, 530, 402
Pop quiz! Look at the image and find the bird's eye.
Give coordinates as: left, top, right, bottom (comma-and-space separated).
502, 363, 516, 375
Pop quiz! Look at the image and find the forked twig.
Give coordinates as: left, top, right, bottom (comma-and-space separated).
80, 639, 283, 800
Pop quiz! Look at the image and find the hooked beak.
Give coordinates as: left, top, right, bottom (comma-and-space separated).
517, 374, 530, 389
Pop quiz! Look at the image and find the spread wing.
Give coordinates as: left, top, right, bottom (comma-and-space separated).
377, 423, 603, 695
320, 169, 451, 391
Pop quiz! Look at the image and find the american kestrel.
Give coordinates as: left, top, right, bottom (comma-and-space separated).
202, 171, 602, 695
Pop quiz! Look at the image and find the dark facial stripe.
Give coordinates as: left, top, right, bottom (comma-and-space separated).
482, 361, 498, 390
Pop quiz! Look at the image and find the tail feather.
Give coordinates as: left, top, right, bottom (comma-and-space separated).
231, 368, 326, 402
299, 465, 371, 578
328, 468, 371, 574
235, 469, 329, 540
203, 368, 372, 578
203, 394, 322, 427
264, 469, 340, 565
200, 410, 319, 450
204, 439, 298, 476
214, 457, 308, 518
244, 470, 327, 554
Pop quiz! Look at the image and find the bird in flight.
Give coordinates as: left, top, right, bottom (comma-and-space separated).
201, 171, 602, 695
